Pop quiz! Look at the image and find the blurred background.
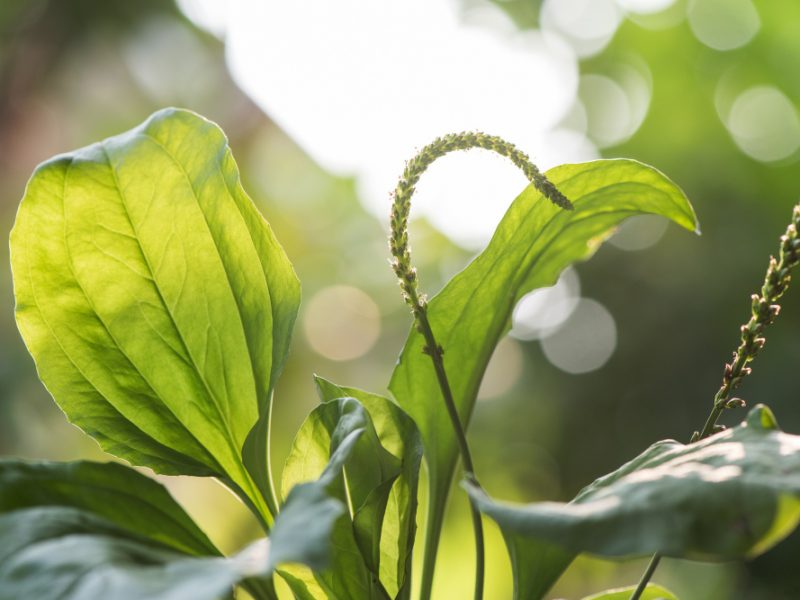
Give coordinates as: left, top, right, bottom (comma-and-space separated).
2, 0, 799, 598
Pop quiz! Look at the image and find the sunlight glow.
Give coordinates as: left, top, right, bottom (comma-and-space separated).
687, 0, 760, 52
726, 86, 800, 163
541, 0, 623, 58
303, 286, 381, 361
179, 0, 598, 248
540, 298, 617, 374
511, 267, 581, 341
478, 337, 524, 401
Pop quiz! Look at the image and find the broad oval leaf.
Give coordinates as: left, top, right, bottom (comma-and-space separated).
10, 108, 300, 525
466, 405, 800, 599
388, 159, 698, 589
0, 460, 218, 557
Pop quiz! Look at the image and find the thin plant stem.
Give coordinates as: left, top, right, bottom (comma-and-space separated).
389, 132, 571, 600
699, 204, 800, 438
631, 204, 800, 598
630, 554, 661, 600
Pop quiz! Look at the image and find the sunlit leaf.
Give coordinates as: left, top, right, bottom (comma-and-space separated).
581, 584, 678, 600
269, 427, 362, 575
280, 396, 400, 600
0, 460, 217, 557
10, 108, 300, 525
466, 405, 800, 599
389, 159, 698, 585
314, 376, 423, 599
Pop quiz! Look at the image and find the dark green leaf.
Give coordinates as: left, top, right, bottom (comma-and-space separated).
500, 535, 573, 600
389, 159, 698, 581
10, 108, 300, 525
0, 439, 358, 600
0, 459, 217, 556
314, 376, 423, 599
467, 405, 800, 599
581, 584, 678, 600
0, 506, 265, 600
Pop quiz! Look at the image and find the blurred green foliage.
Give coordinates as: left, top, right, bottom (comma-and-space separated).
2, 1, 800, 598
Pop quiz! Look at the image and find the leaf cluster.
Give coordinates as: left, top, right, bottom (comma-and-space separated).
5, 108, 800, 599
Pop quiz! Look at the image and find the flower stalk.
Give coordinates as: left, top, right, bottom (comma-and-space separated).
388, 131, 571, 600
631, 204, 800, 600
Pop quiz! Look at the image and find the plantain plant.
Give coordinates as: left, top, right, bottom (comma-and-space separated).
3, 108, 800, 600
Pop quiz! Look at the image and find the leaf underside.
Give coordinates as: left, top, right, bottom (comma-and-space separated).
0, 446, 360, 600
467, 405, 800, 599
0, 460, 218, 557
0, 506, 258, 600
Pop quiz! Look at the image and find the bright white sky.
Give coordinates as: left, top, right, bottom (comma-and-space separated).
177, 0, 605, 247
174, 0, 787, 250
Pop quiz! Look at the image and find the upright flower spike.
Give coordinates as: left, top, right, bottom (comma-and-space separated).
697, 204, 800, 441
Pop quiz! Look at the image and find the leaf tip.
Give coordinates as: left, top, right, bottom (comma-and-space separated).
746, 404, 780, 431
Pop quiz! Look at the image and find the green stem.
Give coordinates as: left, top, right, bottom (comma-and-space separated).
699, 204, 800, 438
416, 310, 485, 600
630, 554, 661, 600
388, 131, 571, 600
631, 204, 800, 598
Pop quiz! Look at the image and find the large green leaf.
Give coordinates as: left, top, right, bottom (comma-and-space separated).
0, 460, 217, 557
388, 159, 698, 590
314, 376, 423, 599
0, 436, 361, 600
0, 506, 262, 600
466, 405, 800, 599
280, 396, 401, 600
10, 108, 301, 525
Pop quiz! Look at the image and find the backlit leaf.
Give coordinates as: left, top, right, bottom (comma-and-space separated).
314, 376, 423, 599
389, 159, 698, 586
10, 108, 300, 525
280, 396, 400, 600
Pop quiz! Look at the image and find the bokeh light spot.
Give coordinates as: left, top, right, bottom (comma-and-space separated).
726, 86, 800, 163
511, 267, 580, 341
303, 285, 380, 361
688, 0, 760, 51
580, 66, 651, 148
208, 0, 585, 250
541, 0, 623, 58
614, 0, 677, 14
478, 337, 524, 401
609, 214, 669, 251
541, 298, 617, 374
